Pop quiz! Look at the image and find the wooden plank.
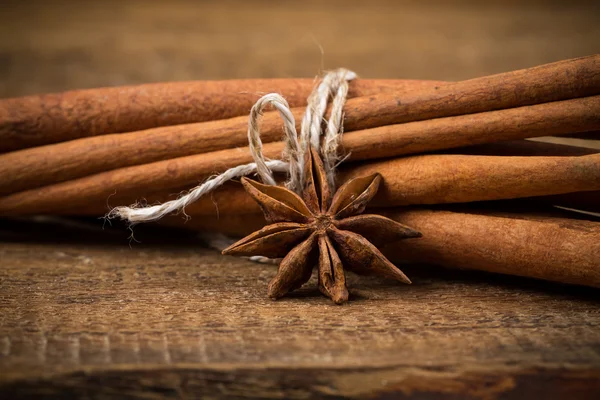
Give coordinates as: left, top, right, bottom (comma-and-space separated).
0, 219, 599, 398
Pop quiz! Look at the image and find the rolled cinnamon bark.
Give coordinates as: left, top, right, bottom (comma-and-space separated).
0, 78, 443, 152
382, 209, 600, 288
161, 209, 600, 288
2, 55, 599, 156
1, 95, 598, 195
341, 96, 600, 161
159, 191, 600, 228
349, 153, 600, 206
184, 152, 600, 215
1, 152, 598, 216
175, 153, 600, 216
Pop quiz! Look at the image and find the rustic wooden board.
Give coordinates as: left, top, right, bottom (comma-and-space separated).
1, 219, 599, 398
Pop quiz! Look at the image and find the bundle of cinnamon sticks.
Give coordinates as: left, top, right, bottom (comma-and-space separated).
1, 55, 598, 288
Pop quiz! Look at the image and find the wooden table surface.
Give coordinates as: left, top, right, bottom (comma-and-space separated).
1, 219, 599, 399
1, 0, 599, 398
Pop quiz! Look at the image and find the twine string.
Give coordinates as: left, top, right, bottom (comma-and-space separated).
108, 68, 356, 225
247, 93, 299, 187
322, 69, 355, 188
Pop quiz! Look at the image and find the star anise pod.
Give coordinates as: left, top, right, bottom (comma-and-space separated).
222, 147, 422, 304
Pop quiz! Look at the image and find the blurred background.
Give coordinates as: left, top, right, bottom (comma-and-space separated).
1, 0, 599, 98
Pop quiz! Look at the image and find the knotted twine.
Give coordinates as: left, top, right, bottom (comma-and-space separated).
108, 68, 356, 231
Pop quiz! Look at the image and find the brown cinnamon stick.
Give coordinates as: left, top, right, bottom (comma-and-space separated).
161, 190, 600, 225
178, 153, 600, 216
2, 95, 598, 195
0, 78, 443, 152
2, 152, 598, 216
382, 209, 600, 288
2, 55, 599, 155
161, 209, 600, 288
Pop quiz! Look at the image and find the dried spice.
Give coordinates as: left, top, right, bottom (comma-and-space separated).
222, 147, 421, 304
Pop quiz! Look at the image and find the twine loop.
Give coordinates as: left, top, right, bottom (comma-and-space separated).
108, 68, 356, 224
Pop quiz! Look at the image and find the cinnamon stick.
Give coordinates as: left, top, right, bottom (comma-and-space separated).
180, 153, 600, 216
172, 190, 600, 224
2, 95, 599, 195
0, 78, 443, 152
2, 55, 599, 155
383, 209, 600, 288
161, 209, 600, 288
1, 152, 598, 216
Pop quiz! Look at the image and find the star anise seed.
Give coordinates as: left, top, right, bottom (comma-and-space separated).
222, 147, 422, 304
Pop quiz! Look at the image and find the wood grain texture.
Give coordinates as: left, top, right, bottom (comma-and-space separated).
0, 219, 599, 398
